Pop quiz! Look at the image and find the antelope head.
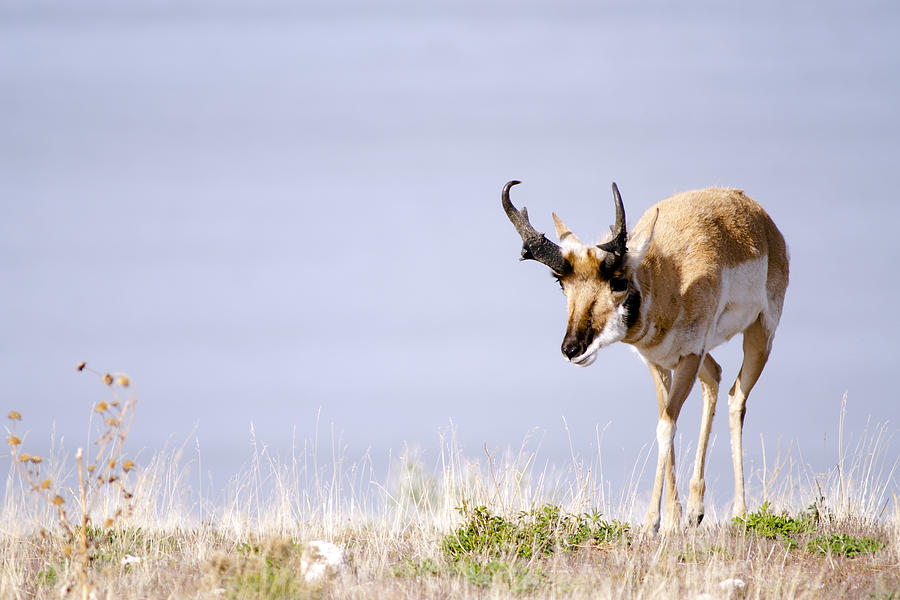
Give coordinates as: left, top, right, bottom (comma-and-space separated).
502, 180, 657, 367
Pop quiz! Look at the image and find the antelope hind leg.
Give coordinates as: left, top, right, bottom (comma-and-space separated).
729, 316, 772, 517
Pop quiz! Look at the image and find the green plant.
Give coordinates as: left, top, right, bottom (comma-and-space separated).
207, 538, 316, 600
807, 533, 885, 557
34, 565, 58, 587
442, 503, 628, 561
81, 525, 148, 565
733, 500, 886, 558
732, 501, 818, 541
434, 503, 627, 592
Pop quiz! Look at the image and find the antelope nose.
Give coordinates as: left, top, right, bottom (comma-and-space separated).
561, 339, 585, 360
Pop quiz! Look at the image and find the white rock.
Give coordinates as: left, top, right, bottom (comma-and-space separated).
300, 540, 349, 583
121, 554, 142, 566
719, 578, 746, 592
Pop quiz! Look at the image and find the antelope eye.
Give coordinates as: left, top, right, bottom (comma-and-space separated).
609, 277, 628, 293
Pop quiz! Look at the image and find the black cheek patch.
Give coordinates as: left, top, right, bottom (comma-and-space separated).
623, 288, 641, 330
609, 277, 629, 293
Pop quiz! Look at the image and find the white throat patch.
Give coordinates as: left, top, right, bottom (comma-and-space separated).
569, 303, 628, 367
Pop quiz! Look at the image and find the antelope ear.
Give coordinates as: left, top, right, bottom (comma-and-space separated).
552, 213, 582, 245
625, 208, 658, 270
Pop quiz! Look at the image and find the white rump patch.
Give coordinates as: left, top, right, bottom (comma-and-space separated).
707, 255, 768, 350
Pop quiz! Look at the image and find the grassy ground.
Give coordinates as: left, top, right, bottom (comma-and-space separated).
1, 480, 897, 599
1, 378, 897, 599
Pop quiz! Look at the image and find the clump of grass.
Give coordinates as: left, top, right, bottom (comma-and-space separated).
5, 361, 138, 600
34, 564, 58, 588
442, 503, 628, 561
384, 503, 629, 592
389, 556, 441, 578
204, 537, 317, 600
433, 503, 628, 590
451, 557, 546, 593
732, 500, 819, 547
676, 543, 733, 563
734, 499, 887, 558
807, 533, 885, 557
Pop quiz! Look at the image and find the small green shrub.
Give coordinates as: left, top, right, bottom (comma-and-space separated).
217, 539, 313, 600
442, 503, 628, 561
807, 533, 885, 557
433, 504, 627, 591
734, 501, 886, 558
73, 525, 148, 565
732, 501, 818, 540
34, 565, 58, 587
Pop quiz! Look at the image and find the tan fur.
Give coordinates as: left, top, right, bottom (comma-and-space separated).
627, 188, 788, 361
551, 187, 788, 532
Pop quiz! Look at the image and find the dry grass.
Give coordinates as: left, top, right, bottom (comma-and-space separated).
1, 380, 897, 599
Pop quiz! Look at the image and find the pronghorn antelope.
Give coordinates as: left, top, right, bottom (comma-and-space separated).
501, 180, 788, 532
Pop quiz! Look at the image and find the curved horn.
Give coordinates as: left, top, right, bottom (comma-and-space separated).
596, 181, 627, 256
501, 180, 569, 274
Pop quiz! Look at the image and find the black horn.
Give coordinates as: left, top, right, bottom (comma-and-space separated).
501, 180, 569, 274
597, 182, 627, 257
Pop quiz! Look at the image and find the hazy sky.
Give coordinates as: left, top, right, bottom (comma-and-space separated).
2, 0, 898, 503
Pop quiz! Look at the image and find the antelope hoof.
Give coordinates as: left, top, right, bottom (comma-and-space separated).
687, 511, 704, 526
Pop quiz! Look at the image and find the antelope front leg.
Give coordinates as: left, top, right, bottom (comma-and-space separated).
643, 354, 702, 534
687, 354, 722, 525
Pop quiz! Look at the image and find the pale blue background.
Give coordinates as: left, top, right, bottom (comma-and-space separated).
2, 1, 898, 503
